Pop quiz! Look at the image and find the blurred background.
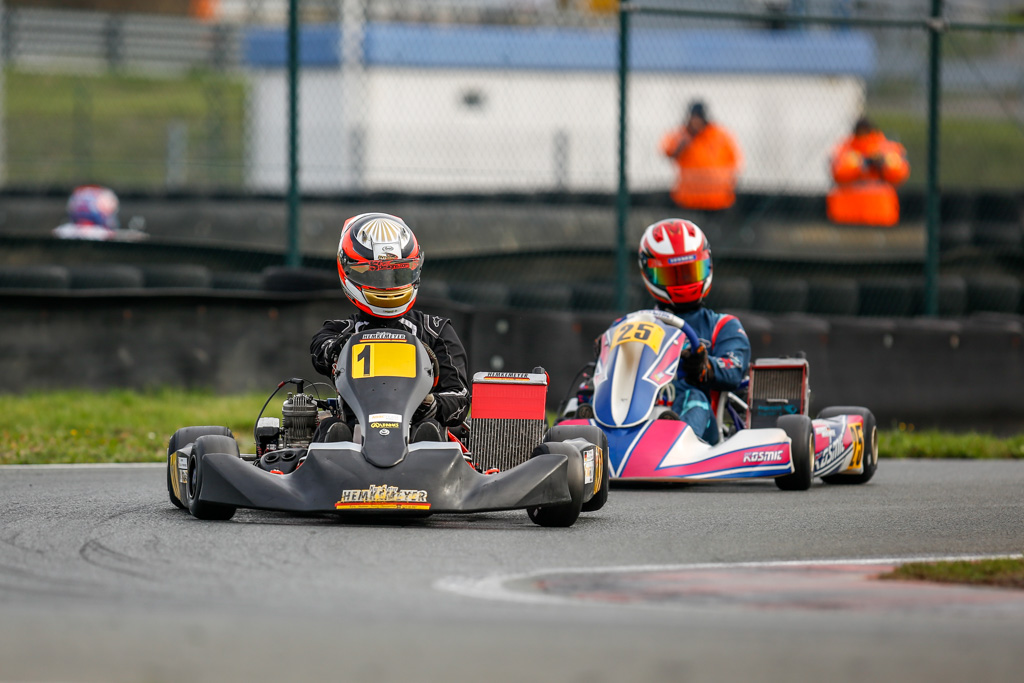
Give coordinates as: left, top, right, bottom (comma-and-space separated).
1, 0, 1022, 428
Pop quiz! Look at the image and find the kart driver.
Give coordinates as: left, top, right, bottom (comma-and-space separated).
635, 218, 750, 444
310, 212, 470, 442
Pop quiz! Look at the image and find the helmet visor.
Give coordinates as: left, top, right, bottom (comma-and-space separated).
343, 257, 422, 289
643, 256, 711, 287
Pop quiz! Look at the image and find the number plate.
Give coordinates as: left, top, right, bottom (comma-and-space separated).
351, 341, 417, 378
611, 321, 665, 352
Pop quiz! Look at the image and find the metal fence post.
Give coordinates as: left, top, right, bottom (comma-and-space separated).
286, 0, 301, 268
615, 4, 631, 313
924, 0, 944, 316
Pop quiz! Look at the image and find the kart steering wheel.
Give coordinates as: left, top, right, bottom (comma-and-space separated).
679, 320, 701, 352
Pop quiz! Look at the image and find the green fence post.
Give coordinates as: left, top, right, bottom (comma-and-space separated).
286, 0, 301, 268
924, 0, 943, 316
615, 4, 631, 312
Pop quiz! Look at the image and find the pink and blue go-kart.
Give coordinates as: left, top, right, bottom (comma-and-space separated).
557, 310, 877, 490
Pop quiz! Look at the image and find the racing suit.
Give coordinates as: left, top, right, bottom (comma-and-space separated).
660, 305, 750, 444
310, 310, 470, 430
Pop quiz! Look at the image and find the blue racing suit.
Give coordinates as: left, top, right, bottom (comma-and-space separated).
663, 306, 750, 444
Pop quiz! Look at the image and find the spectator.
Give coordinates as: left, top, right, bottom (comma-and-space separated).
660, 100, 743, 211
827, 117, 910, 227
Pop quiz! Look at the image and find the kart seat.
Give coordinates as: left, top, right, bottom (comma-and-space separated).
324, 421, 353, 443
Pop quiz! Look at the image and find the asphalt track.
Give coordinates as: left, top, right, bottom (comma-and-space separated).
1, 459, 1023, 683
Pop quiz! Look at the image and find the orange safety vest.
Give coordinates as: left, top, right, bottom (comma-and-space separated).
661, 123, 742, 211
827, 130, 910, 227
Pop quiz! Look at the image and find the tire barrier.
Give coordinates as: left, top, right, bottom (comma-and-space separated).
0, 265, 71, 290
142, 265, 213, 289
68, 265, 145, 289
703, 276, 753, 312
807, 278, 859, 316
858, 277, 915, 317
752, 279, 809, 314
966, 275, 1022, 314
261, 266, 338, 292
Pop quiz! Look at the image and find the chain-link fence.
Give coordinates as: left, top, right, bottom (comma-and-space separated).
1, 0, 1022, 318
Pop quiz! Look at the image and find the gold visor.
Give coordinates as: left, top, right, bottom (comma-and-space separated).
363, 285, 415, 309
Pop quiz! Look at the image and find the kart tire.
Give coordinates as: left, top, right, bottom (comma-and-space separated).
166, 426, 234, 510
775, 414, 814, 491
817, 406, 878, 486
544, 425, 610, 512
527, 442, 585, 527
186, 435, 239, 521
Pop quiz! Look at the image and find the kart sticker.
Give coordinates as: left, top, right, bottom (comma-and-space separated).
580, 444, 596, 485
351, 341, 416, 379
610, 321, 665, 353
335, 484, 430, 510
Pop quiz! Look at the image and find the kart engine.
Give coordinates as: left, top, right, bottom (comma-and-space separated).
281, 392, 318, 447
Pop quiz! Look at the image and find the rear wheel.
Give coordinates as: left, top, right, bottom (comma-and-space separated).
818, 407, 878, 485
167, 426, 234, 510
527, 442, 585, 527
775, 414, 814, 491
186, 435, 239, 521
544, 425, 610, 512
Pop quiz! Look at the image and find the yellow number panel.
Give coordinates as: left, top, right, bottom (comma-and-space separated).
351, 341, 417, 378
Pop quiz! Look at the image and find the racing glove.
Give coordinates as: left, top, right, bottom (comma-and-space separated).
412, 393, 438, 423
682, 343, 714, 386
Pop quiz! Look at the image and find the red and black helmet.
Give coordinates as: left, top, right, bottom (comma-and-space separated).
638, 218, 713, 307
337, 213, 423, 318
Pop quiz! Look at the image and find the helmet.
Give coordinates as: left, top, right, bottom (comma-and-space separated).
337, 212, 423, 318
638, 218, 712, 307
66, 185, 119, 230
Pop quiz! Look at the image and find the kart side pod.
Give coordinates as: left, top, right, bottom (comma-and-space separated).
468, 370, 549, 472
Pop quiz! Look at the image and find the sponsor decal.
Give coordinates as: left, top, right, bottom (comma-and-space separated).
177, 453, 188, 470
666, 254, 697, 264
370, 422, 400, 429
179, 470, 187, 484
483, 372, 530, 379
581, 445, 596, 485
360, 332, 406, 341
335, 484, 430, 510
742, 450, 785, 463
816, 430, 849, 471
369, 412, 402, 423
379, 429, 390, 436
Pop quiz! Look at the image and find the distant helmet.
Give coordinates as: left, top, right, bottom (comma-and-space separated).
337, 213, 423, 318
66, 185, 119, 230
638, 218, 713, 307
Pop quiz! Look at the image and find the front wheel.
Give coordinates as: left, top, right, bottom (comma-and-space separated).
527, 442, 585, 527
818, 407, 878, 485
544, 424, 610, 513
775, 414, 814, 491
167, 426, 234, 510
186, 435, 239, 521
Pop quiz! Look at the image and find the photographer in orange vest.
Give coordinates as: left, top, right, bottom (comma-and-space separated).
827, 117, 910, 227
660, 101, 743, 212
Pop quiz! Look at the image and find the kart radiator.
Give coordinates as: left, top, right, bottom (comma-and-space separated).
468, 371, 548, 472
747, 358, 809, 429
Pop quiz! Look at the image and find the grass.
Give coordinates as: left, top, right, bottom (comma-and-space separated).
2, 389, 1024, 465
880, 556, 1024, 589
0, 389, 265, 465
4, 68, 247, 189
871, 110, 1024, 190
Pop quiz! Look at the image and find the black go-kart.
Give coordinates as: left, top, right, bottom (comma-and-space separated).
166, 329, 609, 527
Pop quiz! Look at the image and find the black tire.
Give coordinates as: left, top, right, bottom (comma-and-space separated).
544, 424, 610, 512
752, 278, 809, 314
527, 442, 585, 527
818, 406, 878, 486
186, 435, 239, 521
211, 271, 264, 291
775, 414, 814, 491
0, 265, 71, 290
807, 279, 859, 316
167, 426, 234, 510
68, 265, 144, 289
261, 266, 337, 292
703, 276, 753, 311
142, 264, 212, 289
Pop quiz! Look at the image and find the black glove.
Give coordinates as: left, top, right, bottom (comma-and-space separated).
682, 343, 713, 386
327, 333, 354, 377
412, 393, 438, 423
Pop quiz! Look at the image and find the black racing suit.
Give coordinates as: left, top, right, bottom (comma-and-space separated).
310, 310, 470, 428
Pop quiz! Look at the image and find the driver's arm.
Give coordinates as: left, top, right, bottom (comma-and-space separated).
704, 318, 750, 392
310, 319, 356, 379
428, 321, 470, 427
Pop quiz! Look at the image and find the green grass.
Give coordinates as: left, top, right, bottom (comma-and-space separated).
880, 556, 1024, 589
0, 389, 264, 465
871, 110, 1024, 191
2, 389, 1024, 464
4, 68, 246, 189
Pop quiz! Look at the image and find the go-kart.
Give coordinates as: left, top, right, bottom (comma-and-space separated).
557, 310, 877, 490
166, 329, 609, 526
